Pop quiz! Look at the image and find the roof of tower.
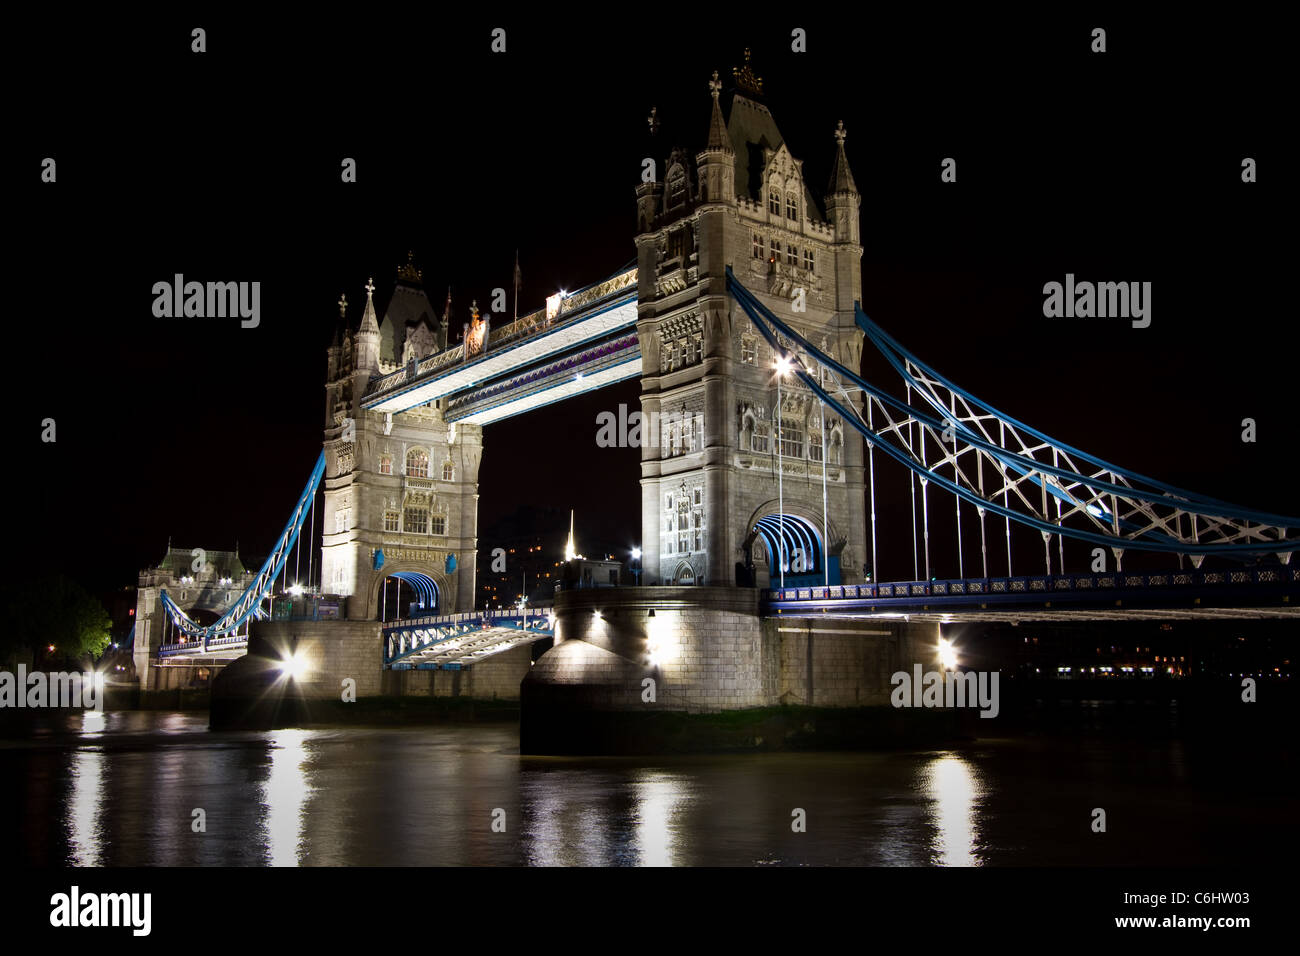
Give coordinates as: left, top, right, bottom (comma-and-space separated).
155, 547, 247, 576
723, 90, 826, 222
827, 120, 858, 194
380, 254, 439, 364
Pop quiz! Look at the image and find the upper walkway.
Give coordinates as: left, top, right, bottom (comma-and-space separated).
361, 268, 638, 423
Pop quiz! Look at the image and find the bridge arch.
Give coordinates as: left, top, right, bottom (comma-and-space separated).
364, 563, 450, 622
743, 500, 839, 586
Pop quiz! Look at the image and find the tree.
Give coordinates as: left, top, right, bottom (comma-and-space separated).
1, 575, 112, 667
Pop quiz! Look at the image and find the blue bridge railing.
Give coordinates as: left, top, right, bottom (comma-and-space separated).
764, 566, 1299, 609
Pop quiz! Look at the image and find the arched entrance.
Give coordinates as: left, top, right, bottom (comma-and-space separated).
378, 571, 441, 621
747, 513, 833, 588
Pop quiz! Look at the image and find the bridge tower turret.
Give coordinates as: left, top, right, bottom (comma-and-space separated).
321, 268, 482, 621
635, 52, 868, 588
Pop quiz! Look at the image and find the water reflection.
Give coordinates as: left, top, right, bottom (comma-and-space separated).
67, 749, 104, 866
260, 729, 315, 866
630, 771, 688, 867
921, 752, 985, 866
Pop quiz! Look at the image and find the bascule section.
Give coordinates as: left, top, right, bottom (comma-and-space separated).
633, 57, 867, 589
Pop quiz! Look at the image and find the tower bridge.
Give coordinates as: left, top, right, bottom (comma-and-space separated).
139, 55, 1296, 737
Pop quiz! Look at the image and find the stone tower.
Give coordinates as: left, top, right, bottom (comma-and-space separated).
322, 261, 483, 619
634, 54, 867, 588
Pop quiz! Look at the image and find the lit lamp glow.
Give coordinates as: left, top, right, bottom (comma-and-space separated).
276, 650, 310, 682
646, 613, 673, 667
938, 637, 958, 672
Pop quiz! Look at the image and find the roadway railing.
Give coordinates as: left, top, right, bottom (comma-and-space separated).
764, 566, 1299, 605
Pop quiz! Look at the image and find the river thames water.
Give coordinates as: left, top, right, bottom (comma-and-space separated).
2, 709, 1294, 867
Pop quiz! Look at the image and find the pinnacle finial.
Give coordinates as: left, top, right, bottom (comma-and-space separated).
648, 106, 659, 135
709, 70, 722, 98
338, 293, 348, 317
732, 47, 763, 96
365, 277, 375, 296
835, 120, 847, 145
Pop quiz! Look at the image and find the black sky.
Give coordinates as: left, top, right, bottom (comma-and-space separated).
12, 11, 1292, 595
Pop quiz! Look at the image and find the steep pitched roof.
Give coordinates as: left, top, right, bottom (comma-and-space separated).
723, 91, 825, 222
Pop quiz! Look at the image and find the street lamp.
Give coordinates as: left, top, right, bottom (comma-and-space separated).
773, 352, 794, 589
631, 547, 642, 585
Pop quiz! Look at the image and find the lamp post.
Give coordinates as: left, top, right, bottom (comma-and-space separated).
773, 351, 793, 589
631, 547, 642, 586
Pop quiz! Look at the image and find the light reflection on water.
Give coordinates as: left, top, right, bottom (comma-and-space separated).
66, 748, 104, 867
3, 717, 1286, 867
631, 770, 688, 867
920, 752, 985, 866
260, 728, 316, 867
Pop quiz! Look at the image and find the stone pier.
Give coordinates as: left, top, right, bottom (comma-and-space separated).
520, 586, 945, 753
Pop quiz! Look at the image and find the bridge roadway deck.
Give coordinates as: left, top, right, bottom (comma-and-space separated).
384, 607, 554, 669
762, 567, 1299, 622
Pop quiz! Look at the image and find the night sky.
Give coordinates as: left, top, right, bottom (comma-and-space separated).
13, 11, 1291, 597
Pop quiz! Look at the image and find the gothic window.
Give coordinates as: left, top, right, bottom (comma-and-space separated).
335, 509, 349, 534
809, 417, 824, 462
741, 337, 756, 364
668, 228, 688, 261
689, 414, 703, 452
786, 243, 798, 266
768, 189, 780, 215
787, 194, 799, 220
677, 495, 690, 553
665, 494, 673, 510
442, 461, 454, 481
803, 248, 814, 272
379, 455, 393, 475
668, 170, 688, 210
752, 233, 763, 259
384, 510, 400, 532
404, 508, 428, 535
691, 335, 703, 364
430, 514, 446, 535
752, 420, 770, 454
406, 449, 429, 478
779, 415, 804, 459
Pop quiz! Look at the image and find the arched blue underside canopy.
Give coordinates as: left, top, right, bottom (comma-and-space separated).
390, 571, 439, 611
753, 514, 823, 574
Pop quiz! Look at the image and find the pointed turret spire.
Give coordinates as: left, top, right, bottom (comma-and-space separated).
442, 287, 452, 324
359, 277, 380, 335
706, 70, 731, 151
828, 120, 858, 194
564, 509, 577, 562
332, 292, 348, 347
